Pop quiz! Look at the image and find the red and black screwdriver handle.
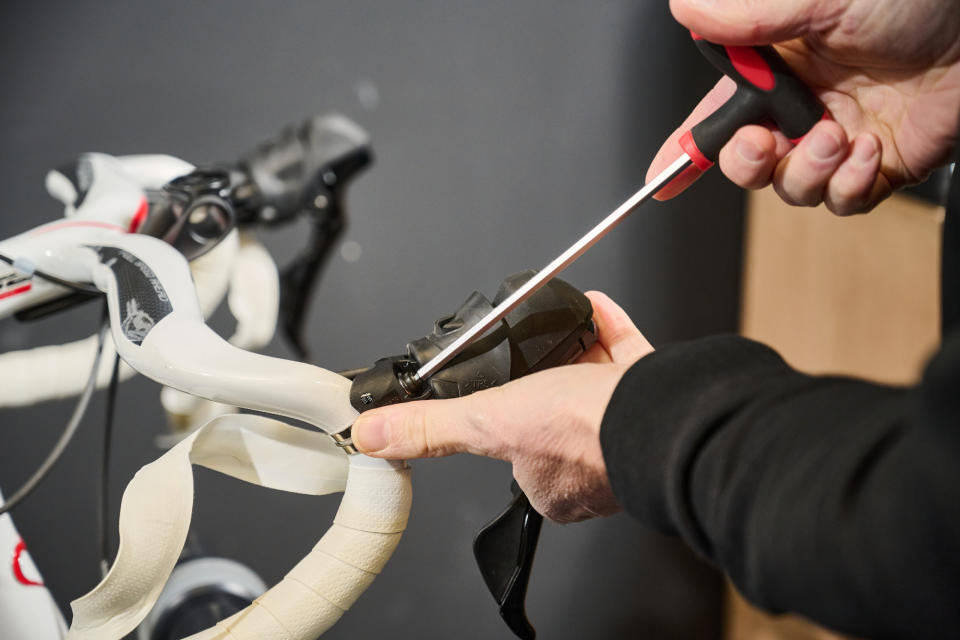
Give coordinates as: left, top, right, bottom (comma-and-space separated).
678, 33, 827, 173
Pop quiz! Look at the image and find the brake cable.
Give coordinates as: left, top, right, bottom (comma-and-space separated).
0, 252, 102, 295
0, 305, 108, 516
99, 353, 121, 577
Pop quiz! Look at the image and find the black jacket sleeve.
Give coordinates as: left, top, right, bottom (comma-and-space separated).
600, 332, 960, 640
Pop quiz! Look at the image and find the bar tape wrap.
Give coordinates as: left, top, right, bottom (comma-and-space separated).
67, 413, 412, 640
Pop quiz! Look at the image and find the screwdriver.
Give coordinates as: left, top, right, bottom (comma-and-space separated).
406, 33, 828, 391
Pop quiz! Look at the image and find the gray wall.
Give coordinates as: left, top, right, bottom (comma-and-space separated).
0, 2, 744, 638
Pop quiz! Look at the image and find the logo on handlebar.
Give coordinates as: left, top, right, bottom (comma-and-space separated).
121, 299, 156, 344
96, 246, 173, 346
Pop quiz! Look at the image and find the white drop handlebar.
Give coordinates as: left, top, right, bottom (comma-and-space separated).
0, 154, 412, 639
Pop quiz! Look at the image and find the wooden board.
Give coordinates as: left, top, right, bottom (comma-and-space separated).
741, 187, 942, 386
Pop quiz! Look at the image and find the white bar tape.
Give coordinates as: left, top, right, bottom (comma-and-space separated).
0, 334, 131, 408
0, 231, 238, 409
67, 414, 411, 640
189, 229, 239, 320
227, 233, 279, 351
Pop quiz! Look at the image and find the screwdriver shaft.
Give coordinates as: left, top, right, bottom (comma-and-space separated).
413, 153, 693, 384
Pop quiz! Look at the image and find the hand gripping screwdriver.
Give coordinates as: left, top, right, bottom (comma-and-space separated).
403, 33, 828, 393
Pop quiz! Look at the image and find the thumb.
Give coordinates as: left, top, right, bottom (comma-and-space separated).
669, 0, 832, 45
352, 394, 491, 459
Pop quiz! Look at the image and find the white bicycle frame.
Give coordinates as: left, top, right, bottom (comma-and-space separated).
0, 487, 68, 639
0, 152, 412, 639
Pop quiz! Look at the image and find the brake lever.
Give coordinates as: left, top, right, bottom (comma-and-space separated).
348, 270, 596, 638
228, 114, 373, 360
274, 157, 364, 361
277, 183, 345, 360
474, 481, 542, 640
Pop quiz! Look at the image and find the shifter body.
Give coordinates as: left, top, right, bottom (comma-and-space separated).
349, 270, 597, 639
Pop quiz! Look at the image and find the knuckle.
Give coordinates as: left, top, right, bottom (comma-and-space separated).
830, 173, 866, 198
773, 181, 803, 207
742, 174, 773, 191
825, 199, 852, 216
825, 193, 866, 217
798, 192, 825, 208
830, 183, 859, 205
720, 159, 756, 191
460, 388, 508, 458
411, 406, 435, 455
826, 174, 880, 216
775, 175, 824, 208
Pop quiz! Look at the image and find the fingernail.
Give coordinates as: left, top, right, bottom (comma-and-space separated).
353, 415, 388, 452
852, 136, 879, 166
735, 139, 765, 165
808, 130, 842, 161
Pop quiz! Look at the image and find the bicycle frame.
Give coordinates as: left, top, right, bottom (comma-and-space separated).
0, 488, 67, 639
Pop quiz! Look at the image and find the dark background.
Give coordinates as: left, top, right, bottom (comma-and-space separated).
0, 2, 745, 638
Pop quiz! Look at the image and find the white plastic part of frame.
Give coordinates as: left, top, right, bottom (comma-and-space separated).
0, 489, 68, 639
